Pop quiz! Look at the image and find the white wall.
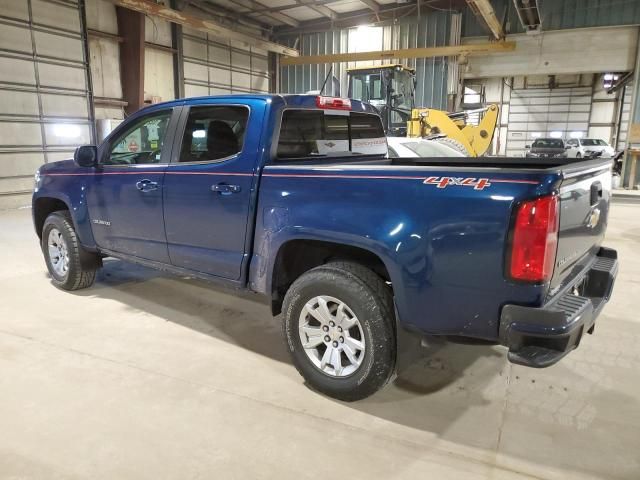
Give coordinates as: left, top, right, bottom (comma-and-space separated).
144, 15, 175, 103
182, 26, 271, 97
463, 26, 639, 79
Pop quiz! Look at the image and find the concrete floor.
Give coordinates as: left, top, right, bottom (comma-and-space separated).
0, 203, 639, 480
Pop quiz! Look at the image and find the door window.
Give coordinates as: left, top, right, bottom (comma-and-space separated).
105, 110, 172, 165
178, 106, 249, 163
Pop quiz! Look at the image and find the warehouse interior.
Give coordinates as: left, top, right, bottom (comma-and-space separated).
1, 0, 640, 478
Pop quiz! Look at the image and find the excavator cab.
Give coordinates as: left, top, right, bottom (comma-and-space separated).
347, 64, 499, 157
347, 64, 416, 136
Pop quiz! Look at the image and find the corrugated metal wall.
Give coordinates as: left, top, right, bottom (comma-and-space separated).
279, 11, 455, 110
182, 28, 270, 97
463, 0, 640, 37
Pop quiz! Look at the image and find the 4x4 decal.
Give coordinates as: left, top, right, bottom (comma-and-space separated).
423, 176, 491, 190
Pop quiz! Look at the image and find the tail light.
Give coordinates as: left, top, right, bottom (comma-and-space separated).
316, 96, 351, 110
509, 195, 559, 283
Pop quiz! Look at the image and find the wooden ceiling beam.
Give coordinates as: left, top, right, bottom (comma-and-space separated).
280, 41, 516, 65
106, 0, 299, 55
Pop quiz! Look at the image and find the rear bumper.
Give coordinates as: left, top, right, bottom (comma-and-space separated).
499, 247, 618, 368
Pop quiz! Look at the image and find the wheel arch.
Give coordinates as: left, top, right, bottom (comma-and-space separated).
269, 238, 394, 316
33, 196, 72, 239
33, 192, 96, 250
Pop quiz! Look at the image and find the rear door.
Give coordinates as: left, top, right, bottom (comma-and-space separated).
87, 108, 177, 262
162, 103, 259, 280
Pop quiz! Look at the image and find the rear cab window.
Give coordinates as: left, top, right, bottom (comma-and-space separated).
276, 110, 387, 159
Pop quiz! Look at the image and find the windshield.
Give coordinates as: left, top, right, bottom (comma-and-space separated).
532, 139, 564, 148
276, 110, 387, 159
581, 139, 607, 146
349, 73, 385, 105
390, 70, 413, 111
401, 141, 464, 157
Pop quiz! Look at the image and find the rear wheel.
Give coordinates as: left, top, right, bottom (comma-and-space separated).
41, 211, 98, 291
282, 261, 396, 401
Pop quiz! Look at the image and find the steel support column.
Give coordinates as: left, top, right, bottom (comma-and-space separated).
116, 7, 145, 115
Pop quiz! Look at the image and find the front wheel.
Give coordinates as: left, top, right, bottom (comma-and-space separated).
41, 211, 98, 291
576, 152, 582, 159
282, 262, 396, 401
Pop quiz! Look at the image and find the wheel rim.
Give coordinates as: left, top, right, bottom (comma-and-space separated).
298, 295, 366, 377
47, 227, 69, 277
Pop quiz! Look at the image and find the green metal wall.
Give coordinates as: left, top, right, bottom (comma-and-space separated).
278, 11, 454, 110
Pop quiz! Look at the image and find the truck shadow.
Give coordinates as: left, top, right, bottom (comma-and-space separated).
65, 259, 640, 479
70, 258, 498, 397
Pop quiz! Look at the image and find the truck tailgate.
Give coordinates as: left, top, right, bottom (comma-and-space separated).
550, 160, 613, 294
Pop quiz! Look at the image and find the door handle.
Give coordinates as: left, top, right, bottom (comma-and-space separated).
211, 183, 241, 194
136, 179, 158, 192
590, 181, 603, 205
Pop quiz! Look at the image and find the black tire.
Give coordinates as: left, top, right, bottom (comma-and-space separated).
282, 261, 396, 401
41, 211, 98, 291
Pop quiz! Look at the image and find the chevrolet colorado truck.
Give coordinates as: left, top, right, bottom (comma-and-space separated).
33, 95, 618, 401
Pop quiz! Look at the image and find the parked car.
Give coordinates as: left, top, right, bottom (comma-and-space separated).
386, 136, 464, 157
525, 138, 569, 158
566, 138, 616, 158
32, 94, 618, 401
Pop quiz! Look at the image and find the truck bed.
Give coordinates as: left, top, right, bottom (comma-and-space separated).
274, 154, 610, 171
390, 156, 607, 170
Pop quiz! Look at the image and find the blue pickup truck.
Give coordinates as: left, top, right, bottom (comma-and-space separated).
32, 94, 617, 401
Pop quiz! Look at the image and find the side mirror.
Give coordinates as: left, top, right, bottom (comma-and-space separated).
74, 145, 97, 167
565, 145, 572, 149
525, 145, 531, 149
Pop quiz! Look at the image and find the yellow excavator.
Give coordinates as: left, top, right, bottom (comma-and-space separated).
346, 64, 498, 157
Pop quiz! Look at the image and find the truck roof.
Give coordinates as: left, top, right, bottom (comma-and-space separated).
135, 94, 375, 114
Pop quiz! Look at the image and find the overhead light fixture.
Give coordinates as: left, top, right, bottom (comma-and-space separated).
550, 131, 563, 138
569, 131, 584, 139
603, 73, 620, 89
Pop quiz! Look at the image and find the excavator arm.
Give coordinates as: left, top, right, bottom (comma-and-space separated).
407, 104, 499, 157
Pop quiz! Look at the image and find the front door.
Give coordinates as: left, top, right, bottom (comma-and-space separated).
162, 104, 257, 280
86, 108, 177, 263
